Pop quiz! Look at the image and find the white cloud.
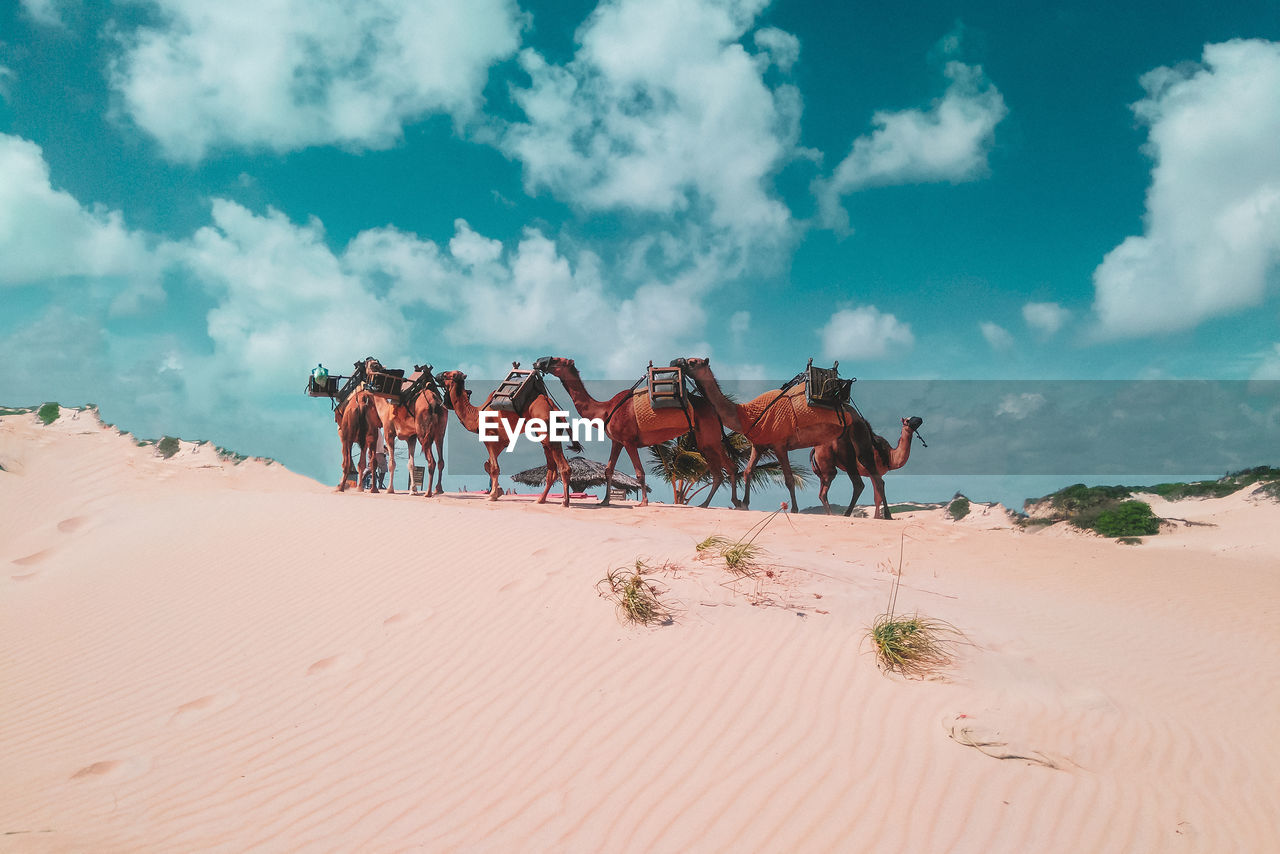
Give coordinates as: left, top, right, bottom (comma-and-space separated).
502, 0, 799, 251
754, 27, 799, 71
1022, 301, 1070, 336
109, 0, 522, 161
980, 321, 1014, 350
819, 306, 914, 361
0, 134, 158, 303
1252, 343, 1280, 381
1093, 39, 1280, 336
20, 0, 66, 26
995, 392, 1045, 420
817, 55, 1007, 230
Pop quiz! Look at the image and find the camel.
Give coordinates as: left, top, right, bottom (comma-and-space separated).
532, 356, 739, 508
368, 365, 449, 496
334, 359, 383, 493
811, 416, 924, 517
671, 357, 890, 517
437, 369, 580, 506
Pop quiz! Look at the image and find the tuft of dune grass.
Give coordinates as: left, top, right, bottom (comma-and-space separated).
598, 560, 674, 626
869, 613, 960, 678
695, 534, 730, 553
720, 541, 764, 576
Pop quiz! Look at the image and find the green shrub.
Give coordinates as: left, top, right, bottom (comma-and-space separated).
157, 436, 180, 459
947, 496, 970, 521
1256, 481, 1280, 502
37, 402, 60, 425
1047, 483, 1132, 513
1092, 500, 1161, 537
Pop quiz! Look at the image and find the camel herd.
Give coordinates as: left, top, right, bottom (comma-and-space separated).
324, 356, 924, 518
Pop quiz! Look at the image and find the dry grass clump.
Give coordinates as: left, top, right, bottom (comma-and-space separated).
598, 560, 675, 626
867, 527, 964, 678
695, 534, 730, 553
720, 542, 765, 576
870, 613, 961, 677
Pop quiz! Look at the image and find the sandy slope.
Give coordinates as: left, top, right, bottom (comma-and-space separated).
2, 412, 1279, 853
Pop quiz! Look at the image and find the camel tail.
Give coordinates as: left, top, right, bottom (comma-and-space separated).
808, 446, 817, 473
566, 440, 584, 454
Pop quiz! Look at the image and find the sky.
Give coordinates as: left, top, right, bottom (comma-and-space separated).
2, 0, 1278, 507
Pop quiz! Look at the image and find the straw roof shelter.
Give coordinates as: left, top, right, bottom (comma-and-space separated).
510, 455, 648, 495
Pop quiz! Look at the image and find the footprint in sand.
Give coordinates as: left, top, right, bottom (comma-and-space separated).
943, 713, 1073, 770
11, 548, 51, 566
306, 651, 365, 676
169, 691, 239, 728
383, 609, 432, 629
70, 755, 150, 782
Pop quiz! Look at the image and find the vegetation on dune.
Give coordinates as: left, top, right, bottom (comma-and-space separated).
37, 402, 60, 425
947, 495, 970, 521
1092, 500, 1161, 537
698, 507, 784, 577
157, 436, 181, 459
0, 406, 35, 417
598, 560, 675, 626
1025, 467, 1280, 537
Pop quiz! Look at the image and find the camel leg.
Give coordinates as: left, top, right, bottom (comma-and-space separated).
434, 433, 445, 494
600, 441, 625, 506
698, 443, 726, 508
402, 435, 418, 494
384, 432, 397, 494
555, 445, 573, 507
484, 446, 502, 500
777, 449, 799, 513
740, 444, 762, 510
869, 472, 890, 520
811, 449, 833, 515
338, 437, 353, 491
844, 471, 865, 517
624, 444, 647, 507
421, 439, 435, 497
536, 444, 556, 504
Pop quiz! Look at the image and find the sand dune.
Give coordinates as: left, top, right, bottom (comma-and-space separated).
2, 411, 1279, 852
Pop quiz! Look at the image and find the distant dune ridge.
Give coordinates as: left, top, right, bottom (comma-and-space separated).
3, 408, 1280, 852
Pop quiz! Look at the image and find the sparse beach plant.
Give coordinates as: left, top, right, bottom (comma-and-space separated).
870, 613, 960, 677
37, 402, 60, 425
695, 534, 730, 553
157, 436, 181, 459
947, 495, 970, 520
720, 542, 764, 575
598, 560, 674, 626
868, 527, 963, 678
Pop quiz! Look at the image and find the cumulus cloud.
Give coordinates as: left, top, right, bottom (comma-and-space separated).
980, 321, 1014, 350
995, 392, 1045, 420
754, 27, 800, 71
0, 134, 158, 304
1093, 39, 1280, 336
20, 0, 66, 26
819, 306, 914, 361
817, 54, 1007, 230
109, 0, 522, 161
502, 0, 800, 251
1022, 301, 1070, 336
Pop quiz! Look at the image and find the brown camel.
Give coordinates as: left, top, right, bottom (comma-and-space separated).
368, 364, 449, 496
334, 360, 383, 493
811, 416, 924, 517
672, 357, 890, 517
437, 370, 579, 506
532, 356, 739, 508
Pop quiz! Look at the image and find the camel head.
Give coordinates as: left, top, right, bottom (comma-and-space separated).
904, 416, 923, 432
669, 357, 709, 374
437, 370, 466, 389
532, 356, 574, 374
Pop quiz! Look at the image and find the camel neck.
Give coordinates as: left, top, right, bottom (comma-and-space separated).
889, 427, 915, 470
447, 381, 481, 433
551, 366, 607, 419
690, 369, 744, 431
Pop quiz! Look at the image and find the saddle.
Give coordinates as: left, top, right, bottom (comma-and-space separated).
364, 367, 406, 399
804, 361, 854, 410
306, 375, 341, 397
646, 365, 686, 411
489, 368, 545, 414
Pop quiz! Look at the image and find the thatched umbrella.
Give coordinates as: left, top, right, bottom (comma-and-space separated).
510, 455, 648, 495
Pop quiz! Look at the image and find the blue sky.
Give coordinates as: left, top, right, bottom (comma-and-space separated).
2, 0, 1278, 505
